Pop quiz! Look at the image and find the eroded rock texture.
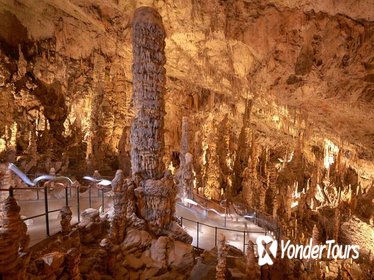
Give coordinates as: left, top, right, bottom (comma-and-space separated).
0, 194, 30, 279
0, 0, 373, 279
130, 6, 166, 180
129, 7, 191, 245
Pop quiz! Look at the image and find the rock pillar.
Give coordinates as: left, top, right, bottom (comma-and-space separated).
0, 194, 30, 279
130, 6, 166, 180
109, 170, 127, 243
216, 234, 228, 280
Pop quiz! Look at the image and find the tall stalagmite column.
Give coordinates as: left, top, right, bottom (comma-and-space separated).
129, 7, 191, 242
130, 7, 166, 180
181, 116, 189, 157
0, 194, 30, 279
176, 116, 194, 202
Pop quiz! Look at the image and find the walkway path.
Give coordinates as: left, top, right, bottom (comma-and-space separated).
3, 187, 270, 253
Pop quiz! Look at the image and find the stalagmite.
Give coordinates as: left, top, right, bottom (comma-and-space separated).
246, 241, 257, 278
109, 170, 127, 243
65, 248, 81, 280
181, 116, 189, 157
272, 194, 278, 219
0, 193, 30, 279
216, 234, 228, 280
130, 6, 166, 180
176, 117, 195, 202
60, 206, 72, 235
312, 224, 320, 246
333, 207, 340, 242
129, 7, 191, 244
286, 185, 293, 221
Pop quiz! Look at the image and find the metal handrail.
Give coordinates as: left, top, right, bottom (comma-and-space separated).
0, 185, 106, 237
179, 216, 269, 253
1, 186, 277, 253
179, 216, 268, 234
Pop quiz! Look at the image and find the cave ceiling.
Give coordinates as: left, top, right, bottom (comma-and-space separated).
0, 0, 373, 176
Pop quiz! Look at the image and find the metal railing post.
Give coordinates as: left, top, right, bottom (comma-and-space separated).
243, 231, 246, 253
44, 186, 50, 236
215, 227, 218, 247
89, 187, 92, 208
181, 217, 183, 227
101, 189, 104, 213
37, 187, 40, 200
77, 186, 80, 223
197, 222, 199, 248
65, 187, 69, 206
9, 187, 14, 198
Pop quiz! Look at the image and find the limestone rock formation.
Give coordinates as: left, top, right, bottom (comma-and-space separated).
0, 0, 372, 279
60, 205, 72, 235
175, 117, 195, 203
128, 7, 192, 246
65, 248, 81, 280
130, 6, 166, 180
216, 234, 228, 280
109, 169, 127, 244
78, 208, 104, 244
0, 194, 30, 279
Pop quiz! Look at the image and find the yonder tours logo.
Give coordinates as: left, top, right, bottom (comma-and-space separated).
256, 235, 360, 266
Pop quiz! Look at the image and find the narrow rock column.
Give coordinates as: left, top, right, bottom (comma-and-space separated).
109, 170, 127, 243
181, 116, 189, 158
60, 206, 72, 235
216, 234, 228, 280
0, 194, 30, 279
333, 208, 340, 242
176, 116, 194, 202
65, 248, 81, 280
129, 7, 184, 236
246, 241, 258, 278
130, 6, 166, 180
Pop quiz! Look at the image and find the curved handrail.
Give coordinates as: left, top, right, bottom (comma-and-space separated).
83, 176, 112, 187
8, 163, 35, 186
8, 163, 74, 188
97, 179, 112, 186
33, 175, 56, 185
82, 176, 101, 183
